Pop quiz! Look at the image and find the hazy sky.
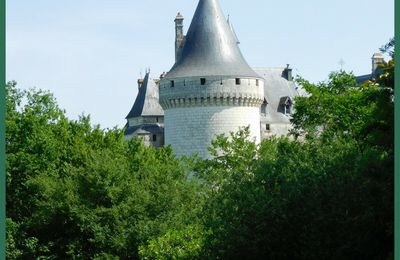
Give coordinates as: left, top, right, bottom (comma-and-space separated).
7, 0, 394, 128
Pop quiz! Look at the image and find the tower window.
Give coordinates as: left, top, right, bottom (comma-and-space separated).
200, 78, 206, 85
256, 79, 259, 86
235, 78, 241, 85
171, 80, 175, 87
152, 134, 157, 142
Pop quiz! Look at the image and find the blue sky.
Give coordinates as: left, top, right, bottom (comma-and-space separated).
7, 0, 394, 128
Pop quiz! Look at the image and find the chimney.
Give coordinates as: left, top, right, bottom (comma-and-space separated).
174, 12, 184, 62
371, 53, 384, 75
283, 64, 293, 81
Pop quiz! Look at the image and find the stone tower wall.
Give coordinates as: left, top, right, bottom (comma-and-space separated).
165, 106, 261, 158
160, 76, 264, 158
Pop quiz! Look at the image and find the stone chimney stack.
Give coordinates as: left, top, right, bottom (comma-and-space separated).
371, 53, 384, 75
174, 12, 184, 63
283, 64, 293, 81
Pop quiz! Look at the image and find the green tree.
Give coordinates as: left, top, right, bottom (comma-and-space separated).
6, 82, 204, 259
139, 225, 206, 260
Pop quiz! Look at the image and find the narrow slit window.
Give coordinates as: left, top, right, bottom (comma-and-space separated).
200, 78, 206, 85
171, 80, 174, 87
152, 134, 157, 142
256, 79, 259, 86
236, 78, 241, 85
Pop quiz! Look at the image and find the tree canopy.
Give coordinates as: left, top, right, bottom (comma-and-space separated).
195, 67, 394, 259
6, 44, 394, 259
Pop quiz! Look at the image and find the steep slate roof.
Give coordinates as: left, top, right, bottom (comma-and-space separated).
355, 74, 374, 84
165, 0, 259, 79
227, 15, 240, 45
126, 72, 164, 119
254, 68, 300, 123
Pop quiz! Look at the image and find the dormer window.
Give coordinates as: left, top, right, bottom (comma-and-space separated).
260, 98, 268, 115
235, 78, 241, 85
279, 96, 293, 115
285, 105, 292, 115
200, 78, 206, 85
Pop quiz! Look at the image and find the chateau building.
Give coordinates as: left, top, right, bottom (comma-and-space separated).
125, 0, 300, 157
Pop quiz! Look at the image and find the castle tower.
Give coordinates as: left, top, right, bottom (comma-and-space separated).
125, 71, 165, 147
159, 0, 264, 158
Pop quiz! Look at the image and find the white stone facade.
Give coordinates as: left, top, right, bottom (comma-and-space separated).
159, 76, 264, 104
127, 116, 164, 128
260, 122, 293, 139
124, 132, 164, 147
165, 106, 261, 158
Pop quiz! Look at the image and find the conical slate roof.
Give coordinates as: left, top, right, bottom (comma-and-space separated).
126, 72, 164, 119
227, 15, 240, 45
165, 0, 259, 79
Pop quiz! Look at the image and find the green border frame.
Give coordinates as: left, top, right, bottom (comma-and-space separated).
395, 0, 399, 258
0, 0, 5, 258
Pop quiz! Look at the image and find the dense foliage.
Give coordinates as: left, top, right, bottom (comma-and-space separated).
5, 82, 205, 259
196, 73, 393, 259
6, 47, 394, 259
